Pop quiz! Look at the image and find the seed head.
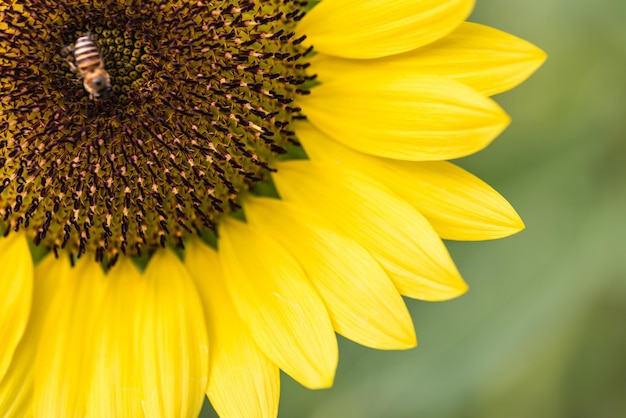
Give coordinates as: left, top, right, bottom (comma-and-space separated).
0, 0, 312, 263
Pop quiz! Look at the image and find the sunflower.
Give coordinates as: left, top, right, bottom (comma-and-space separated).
0, 0, 545, 416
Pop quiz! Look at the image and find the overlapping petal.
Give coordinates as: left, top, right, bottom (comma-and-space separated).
185, 240, 280, 418
0, 255, 63, 416
273, 160, 467, 301
0, 234, 33, 383
244, 196, 417, 349
299, 0, 474, 59
311, 22, 547, 97
86, 259, 144, 418
298, 123, 524, 240
137, 250, 209, 418
299, 71, 509, 161
33, 257, 108, 417
219, 218, 338, 389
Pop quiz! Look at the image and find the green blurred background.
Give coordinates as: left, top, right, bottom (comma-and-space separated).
203, 0, 626, 416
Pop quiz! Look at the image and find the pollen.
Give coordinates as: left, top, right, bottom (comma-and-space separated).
0, 0, 311, 264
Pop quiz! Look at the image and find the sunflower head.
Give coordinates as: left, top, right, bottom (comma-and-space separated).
0, 0, 311, 263
1, 1, 548, 417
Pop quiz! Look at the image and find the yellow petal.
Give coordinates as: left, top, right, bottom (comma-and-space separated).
245, 197, 416, 350
138, 249, 209, 418
219, 218, 338, 389
300, 73, 509, 161
33, 257, 108, 417
0, 255, 63, 417
0, 234, 33, 382
85, 258, 144, 418
273, 161, 467, 301
298, 123, 524, 240
185, 240, 280, 418
299, 0, 474, 59
311, 22, 547, 97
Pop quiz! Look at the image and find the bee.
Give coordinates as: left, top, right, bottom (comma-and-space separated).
63, 34, 112, 100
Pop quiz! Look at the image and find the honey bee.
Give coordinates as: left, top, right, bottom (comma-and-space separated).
64, 34, 112, 100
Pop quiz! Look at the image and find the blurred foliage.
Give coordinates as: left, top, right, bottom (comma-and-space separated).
202, 0, 626, 416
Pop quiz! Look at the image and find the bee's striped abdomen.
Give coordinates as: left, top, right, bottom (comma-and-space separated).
69, 34, 112, 99
74, 35, 102, 71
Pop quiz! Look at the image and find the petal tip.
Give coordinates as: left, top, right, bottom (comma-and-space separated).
502, 216, 526, 238
396, 330, 418, 350
428, 276, 469, 302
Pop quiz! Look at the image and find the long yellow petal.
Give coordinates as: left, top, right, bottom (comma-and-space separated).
273, 161, 467, 301
311, 22, 547, 97
138, 249, 209, 418
0, 234, 33, 383
219, 218, 338, 389
0, 255, 64, 417
298, 123, 524, 240
186, 240, 280, 418
299, 0, 474, 59
85, 258, 144, 418
245, 197, 416, 350
300, 73, 509, 161
33, 257, 108, 417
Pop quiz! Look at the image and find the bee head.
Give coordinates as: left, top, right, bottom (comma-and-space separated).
84, 69, 112, 100
93, 76, 106, 89
92, 77, 112, 99
93, 85, 113, 100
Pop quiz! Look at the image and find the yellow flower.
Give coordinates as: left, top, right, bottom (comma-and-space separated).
0, 0, 545, 416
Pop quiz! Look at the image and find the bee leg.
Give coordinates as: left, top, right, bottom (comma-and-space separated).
67, 60, 78, 74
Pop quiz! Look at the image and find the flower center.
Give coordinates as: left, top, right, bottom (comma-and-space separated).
0, 0, 311, 264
